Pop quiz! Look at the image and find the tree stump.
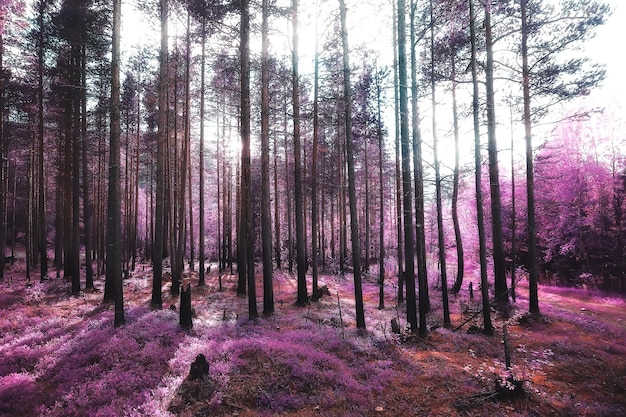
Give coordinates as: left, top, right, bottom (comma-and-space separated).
188, 354, 210, 381
391, 318, 401, 334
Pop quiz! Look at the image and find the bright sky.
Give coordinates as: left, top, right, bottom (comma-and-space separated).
584, 0, 626, 108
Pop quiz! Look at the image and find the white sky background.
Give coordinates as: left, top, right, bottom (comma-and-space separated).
581, 0, 625, 107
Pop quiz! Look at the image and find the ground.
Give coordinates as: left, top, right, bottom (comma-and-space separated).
0, 258, 625, 417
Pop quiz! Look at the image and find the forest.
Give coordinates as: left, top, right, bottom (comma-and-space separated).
1, 0, 625, 416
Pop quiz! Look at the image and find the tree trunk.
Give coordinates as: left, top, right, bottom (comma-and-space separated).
392, 3, 404, 303
521, 0, 539, 314
284, 97, 293, 274
310, 14, 320, 299
71, 39, 81, 297
180, 282, 193, 329
484, 0, 509, 305
82, 44, 94, 290
261, 0, 274, 315
37, 3, 48, 281
0, 31, 5, 280
410, 0, 428, 333
509, 103, 516, 302
397, 0, 418, 332
469, 0, 493, 335
450, 50, 464, 294
292, 0, 308, 306
377, 66, 385, 310
339, 0, 365, 330
109, 0, 125, 326
198, 16, 206, 287
430, 0, 450, 328
273, 106, 282, 271
152, 0, 168, 310
240, 0, 257, 319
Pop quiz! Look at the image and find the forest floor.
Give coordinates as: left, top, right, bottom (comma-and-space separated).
1, 257, 625, 417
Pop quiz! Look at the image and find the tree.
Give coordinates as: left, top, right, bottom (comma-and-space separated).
292, 0, 307, 307
517, 0, 610, 314
339, 0, 365, 330
197, 7, 207, 288
484, 0, 509, 306
397, 0, 418, 332
151, 0, 168, 310
469, 0, 493, 335
376, 65, 386, 310
240, 0, 257, 319
429, 0, 450, 328
391, 2, 404, 303
409, 0, 427, 334
34, 0, 49, 283
107, 0, 124, 326
260, 0, 274, 315
310, 5, 320, 300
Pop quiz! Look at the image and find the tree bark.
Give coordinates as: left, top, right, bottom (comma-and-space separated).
376, 66, 385, 310
261, 0, 274, 315
430, 0, 450, 328
484, 0, 509, 305
450, 49, 464, 294
398, 0, 418, 332
469, 0, 493, 335
339, 0, 365, 330
240, 0, 257, 319
292, 0, 308, 306
521, 0, 539, 314
409, 0, 427, 333
37, 2, 48, 281
311, 10, 320, 299
392, 3, 404, 303
152, 0, 168, 309
198, 15, 206, 287
109, 0, 125, 326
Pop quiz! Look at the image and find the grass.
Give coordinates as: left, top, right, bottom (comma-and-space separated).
0, 259, 625, 416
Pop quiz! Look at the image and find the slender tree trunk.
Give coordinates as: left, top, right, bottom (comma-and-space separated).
71, 41, 81, 297
261, 0, 274, 315
132, 66, 141, 270
284, 98, 293, 274
392, 3, 403, 303
521, 0, 539, 314
152, 0, 168, 309
450, 51, 464, 294
339, 0, 365, 330
37, 5, 48, 281
109, 0, 125, 326
509, 102, 516, 302
198, 16, 207, 287
484, 0, 509, 305
398, 0, 418, 332
27, 146, 33, 283
469, 0, 493, 335
240, 0, 257, 319
187, 139, 194, 271
0, 31, 5, 279
310, 12, 320, 299
273, 109, 282, 271
377, 67, 385, 310
82, 44, 94, 290
339, 137, 347, 275
292, 0, 308, 306
364, 127, 371, 271
430, 0, 450, 328
410, 0, 428, 333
